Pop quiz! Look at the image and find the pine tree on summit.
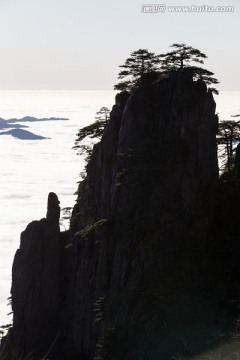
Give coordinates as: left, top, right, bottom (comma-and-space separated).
159, 43, 207, 70
114, 49, 161, 91
114, 44, 219, 94
159, 43, 219, 94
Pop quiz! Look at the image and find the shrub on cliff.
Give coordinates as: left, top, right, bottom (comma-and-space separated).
73, 106, 110, 161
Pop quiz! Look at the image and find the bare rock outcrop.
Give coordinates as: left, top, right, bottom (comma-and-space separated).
10, 193, 61, 358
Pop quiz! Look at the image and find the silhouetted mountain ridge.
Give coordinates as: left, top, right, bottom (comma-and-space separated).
0, 119, 28, 130
0, 116, 69, 123
0, 129, 49, 140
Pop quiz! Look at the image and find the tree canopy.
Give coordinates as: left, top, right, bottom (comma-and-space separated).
159, 43, 219, 94
190, 66, 219, 94
159, 43, 207, 70
114, 44, 219, 94
114, 49, 161, 91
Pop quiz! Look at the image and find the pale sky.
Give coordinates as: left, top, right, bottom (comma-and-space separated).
0, 0, 239, 90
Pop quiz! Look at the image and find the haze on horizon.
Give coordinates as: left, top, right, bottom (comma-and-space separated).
0, 0, 239, 91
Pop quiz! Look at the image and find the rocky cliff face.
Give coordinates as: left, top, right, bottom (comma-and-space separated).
2, 69, 224, 360
2, 193, 61, 359
62, 69, 219, 360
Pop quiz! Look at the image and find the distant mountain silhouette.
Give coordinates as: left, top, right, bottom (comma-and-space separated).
0, 119, 28, 130
0, 116, 69, 123
0, 115, 68, 132
0, 129, 50, 140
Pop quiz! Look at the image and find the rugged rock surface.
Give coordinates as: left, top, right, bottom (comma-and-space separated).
62, 69, 219, 360
2, 69, 230, 360
8, 193, 61, 358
